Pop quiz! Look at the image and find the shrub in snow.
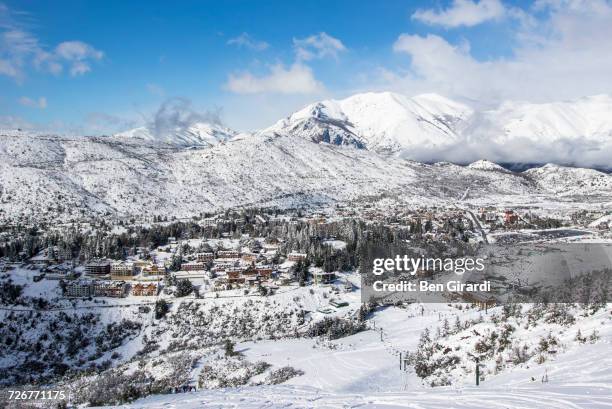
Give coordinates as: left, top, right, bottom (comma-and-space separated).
264, 366, 305, 385
197, 357, 270, 389
175, 279, 194, 297
307, 317, 366, 340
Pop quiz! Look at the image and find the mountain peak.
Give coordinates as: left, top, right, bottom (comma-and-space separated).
467, 160, 509, 172
262, 91, 471, 153
116, 122, 237, 147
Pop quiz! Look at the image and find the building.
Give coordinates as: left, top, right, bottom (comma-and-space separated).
92, 281, 127, 298
84, 260, 111, 276
227, 270, 245, 284
241, 253, 258, 263
196, 252, 214, 262
181, 262, 207, 271
504, 210, 519, 225
217, 250, 240, 259
46, 269, 77, 280
287, 252, 307, 262
461, 292, 496, 310
65, 281, 92, 298
329, 300, 349, 308
142, 263, 163, 276
133, 260, 151, 269
482, 212, 497, 223
256, 268, 273, 279
313, 271, 335, 285
111, 262, 136, 280
132, 283, 158, 296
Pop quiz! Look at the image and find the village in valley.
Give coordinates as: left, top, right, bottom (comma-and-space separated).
0, 198, 610, 406
5, 199, 610, 305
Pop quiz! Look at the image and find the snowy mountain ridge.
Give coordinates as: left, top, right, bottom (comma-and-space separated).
1, 129, 611, 224
261, 92, 472, 153
110, 92, 612, 168
262, 92, 612, 168
116, 122, 237, 147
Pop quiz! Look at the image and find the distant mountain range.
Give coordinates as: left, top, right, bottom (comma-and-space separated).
115, 92, 612, 169
1, 92, 611, 223
1, 125, 611, 224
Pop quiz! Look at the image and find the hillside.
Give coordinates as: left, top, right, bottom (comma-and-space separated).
94, 303, 611, 409
0, 130, 611, 224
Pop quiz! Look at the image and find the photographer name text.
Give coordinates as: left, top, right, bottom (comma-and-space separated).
372, 280, 491, 292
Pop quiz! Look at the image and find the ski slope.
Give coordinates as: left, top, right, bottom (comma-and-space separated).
99, 303, 612, 408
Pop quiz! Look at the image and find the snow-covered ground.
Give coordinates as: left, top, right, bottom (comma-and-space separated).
102, 302, 612, 409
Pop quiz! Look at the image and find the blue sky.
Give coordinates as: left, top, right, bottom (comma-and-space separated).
1, 0, 611, 133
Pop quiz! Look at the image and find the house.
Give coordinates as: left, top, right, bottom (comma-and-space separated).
84, 259, 111, 276
227, 270, 245, 284
482, 212, 497, 223
504, 210, 519, 225
65, 281, 93, 298
287, 252, 307, 262
200, 217, 217, 227
241, 253, 258, 263
461, 292, 496, 309
262, 243, 280, 252
132, 283, 158, 296
181, 262, 207, 271
133, 260, 151, 269
217, 250, 240, 259
256, 268, 273, 280
196, 252, 214, 262
46, 269, 77, 280
111, 262, 136, 280
93, 281, 127, 298
142, 263, 163, 276
313, 271, 335, 285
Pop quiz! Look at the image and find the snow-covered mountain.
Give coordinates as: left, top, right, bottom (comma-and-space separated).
264, 92, 612, 168
481, 94, 612, 143
1, 128, 610, 224
116, 122, 237, 147
467, 159, 511, 173
262, 92, 472, 153
2, 92, 612, 223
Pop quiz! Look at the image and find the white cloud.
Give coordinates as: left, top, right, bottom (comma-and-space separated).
388, 0, 612, 105
293, 32, 346, 61
227, 33, 269, 51
55, 41, 103, 76
412, 0, 507, 28
18, 96, 47, 109
55, 40, 103, 61
0, 5, 103, 80
223, 32, 344, 96
225, 63, 324, 94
